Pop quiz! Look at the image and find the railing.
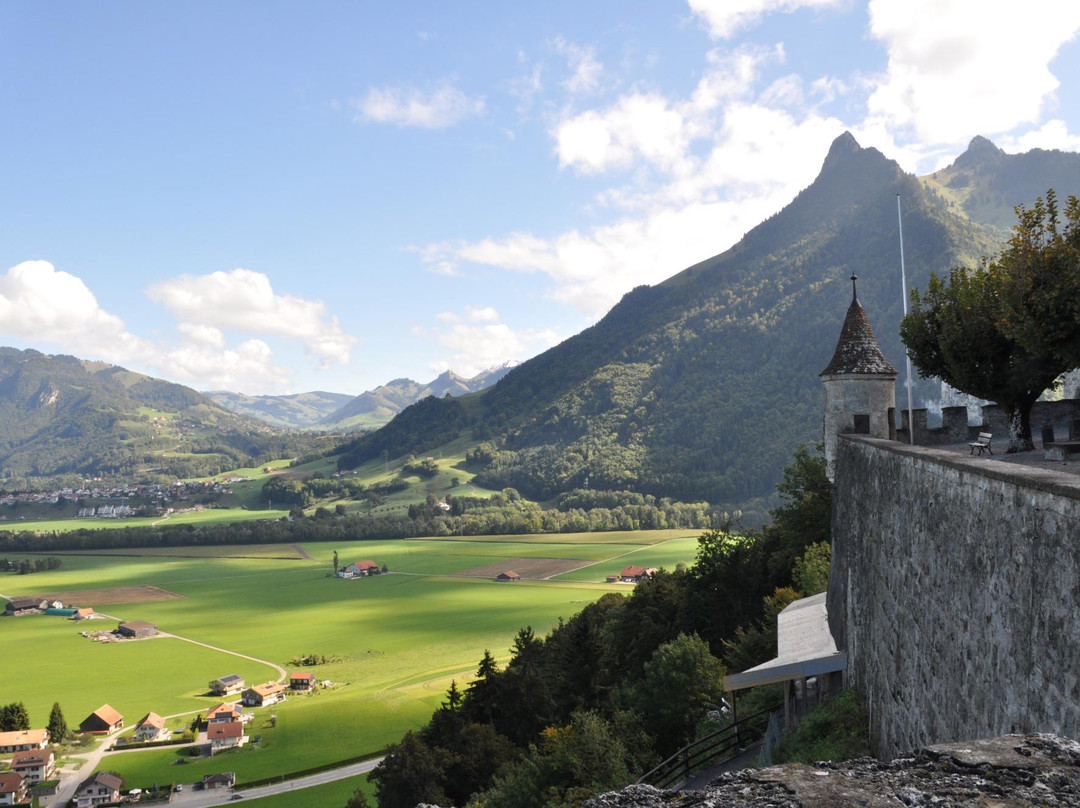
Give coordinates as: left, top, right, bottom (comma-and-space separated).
636, 707, 773, 789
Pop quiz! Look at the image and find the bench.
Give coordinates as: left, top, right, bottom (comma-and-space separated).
1046, 441, 1080, 462
968, 432, 993, 455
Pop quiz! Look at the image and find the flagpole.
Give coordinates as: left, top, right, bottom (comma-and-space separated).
897, 194, 915, 444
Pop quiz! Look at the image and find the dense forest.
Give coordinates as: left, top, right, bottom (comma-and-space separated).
365, 446, 832, 808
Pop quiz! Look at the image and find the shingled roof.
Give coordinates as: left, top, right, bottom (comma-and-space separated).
820, 278, 897, 377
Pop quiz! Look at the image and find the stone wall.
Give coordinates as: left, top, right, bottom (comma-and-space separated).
827, 436, 1080, 758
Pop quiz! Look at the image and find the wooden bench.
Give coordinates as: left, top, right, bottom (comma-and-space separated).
968, 432, 993, 455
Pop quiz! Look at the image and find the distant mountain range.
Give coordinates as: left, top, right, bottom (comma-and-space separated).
336, 133, 1080, 516
205, 362, 519, 431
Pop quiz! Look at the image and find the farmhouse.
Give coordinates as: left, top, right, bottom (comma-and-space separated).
209, 674, 245, 696
619, 565, 658, 583
0, 728, 49, 752
341, 559, 380, 577
80, 704, 123, 733
207, 722, 247, 754
242, 681, 287, 707
4, 597, 44, 616
11, 748, 56, 783
0, 773, 27, 806
202, 772, 236, 790
74, 771, 121, 807
74, 607, 95, 621
206, 702, 248, 724
133, 712, 169, 742
289, 671, 315, 691
117, 619, 157, 638
496, 571, 521, 581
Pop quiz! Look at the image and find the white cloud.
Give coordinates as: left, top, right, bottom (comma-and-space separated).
146, 268, 357, 367
426, 307, 559, 377
0, 261, 300, 393
866, 0, 1080, 144
552, 36, 604, 94
354, 80, 485, 129
555, 93, 695, 174
0, 260, 152, 362
465, 305, 500, 323
688, 0, 846, 39
1000, 120, 1080, 153
161, 338, 292, 393
553, 45, 780, 176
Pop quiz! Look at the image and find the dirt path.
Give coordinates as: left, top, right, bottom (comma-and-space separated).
161, 632, 287, 681
546, 537, 687, 580
291, 543, 314, 560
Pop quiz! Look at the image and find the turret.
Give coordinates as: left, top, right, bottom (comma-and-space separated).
820, 275, 897, 481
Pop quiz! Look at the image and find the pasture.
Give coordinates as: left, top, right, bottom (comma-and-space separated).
0, 529, 702, 789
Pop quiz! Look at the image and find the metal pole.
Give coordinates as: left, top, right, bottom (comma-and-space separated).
897, 195, 916, 443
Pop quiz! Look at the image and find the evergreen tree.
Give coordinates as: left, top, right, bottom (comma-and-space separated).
47, 702, 67, 743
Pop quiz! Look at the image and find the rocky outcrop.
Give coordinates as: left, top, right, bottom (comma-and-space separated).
583, 735, 1080, 808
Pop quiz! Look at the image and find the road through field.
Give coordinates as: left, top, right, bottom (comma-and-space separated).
169, 757, 384, 807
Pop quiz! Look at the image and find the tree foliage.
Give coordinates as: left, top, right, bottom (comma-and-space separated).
47, 702, 68, 743
901, 191, 1080, 450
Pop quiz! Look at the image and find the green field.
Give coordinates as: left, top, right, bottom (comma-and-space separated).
1, 530, 700, 790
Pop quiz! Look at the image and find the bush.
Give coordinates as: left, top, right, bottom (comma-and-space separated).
773, 689, 871, 764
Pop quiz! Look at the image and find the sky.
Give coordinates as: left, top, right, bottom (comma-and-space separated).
2, 1, 1080, 396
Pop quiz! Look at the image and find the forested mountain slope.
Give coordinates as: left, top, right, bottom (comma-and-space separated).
0, 348, 317, 481
338, 133, 1080, 511
204, 389, 353, 429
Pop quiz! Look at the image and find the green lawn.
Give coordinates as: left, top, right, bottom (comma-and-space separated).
2, 533, 674, 790
0, 507, 289, 533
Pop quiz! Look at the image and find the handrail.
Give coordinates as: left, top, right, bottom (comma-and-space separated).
636, 707, 773, 789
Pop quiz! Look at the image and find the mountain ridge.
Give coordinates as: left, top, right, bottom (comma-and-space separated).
336, 132, 1079, 513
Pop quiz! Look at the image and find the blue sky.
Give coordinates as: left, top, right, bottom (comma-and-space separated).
2, 1, 1079, 395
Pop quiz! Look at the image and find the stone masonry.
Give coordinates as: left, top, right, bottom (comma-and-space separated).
828, 435, 1080, 758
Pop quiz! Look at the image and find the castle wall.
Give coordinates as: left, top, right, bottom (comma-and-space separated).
895, 399, 1080, 445
827, 436, 1080, 758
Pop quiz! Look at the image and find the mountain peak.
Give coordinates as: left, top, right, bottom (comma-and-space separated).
821, 131, 862, 171
951, 135, 1005, 170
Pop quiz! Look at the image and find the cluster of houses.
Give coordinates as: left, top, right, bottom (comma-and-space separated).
336, 559, 382, 578
0, 669, 319, 804
0, 729, 55, 805
1, 478, 236, 520
3, 596, 96, 621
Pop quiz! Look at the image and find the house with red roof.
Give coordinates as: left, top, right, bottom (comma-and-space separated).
0, 728, 49, 752
206, 702, 249, 725
11, 747, 56, 783
0, 772, 27, 806
133, 712, 169, 742
241, 681, 287, 707
207, 722, 247, 755
496, 571, 521, 581
289, 671, 316, 691
340, 559, 380, 578
80, 704, 123, 734
619, 565, 658, 583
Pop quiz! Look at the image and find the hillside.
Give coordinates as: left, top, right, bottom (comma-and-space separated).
337, 133, 1080, 513
204, 389, 354, 428
0, 348, 322, 482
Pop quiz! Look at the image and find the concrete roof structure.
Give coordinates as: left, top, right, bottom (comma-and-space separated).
723, 592, 846, 692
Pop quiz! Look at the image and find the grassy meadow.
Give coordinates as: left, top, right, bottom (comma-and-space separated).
0, 530, 701, 789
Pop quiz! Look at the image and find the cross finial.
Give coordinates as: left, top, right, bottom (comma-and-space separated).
850, 273, 859, 303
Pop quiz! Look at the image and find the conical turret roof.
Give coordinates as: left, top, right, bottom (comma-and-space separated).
820, 277, 897, 376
